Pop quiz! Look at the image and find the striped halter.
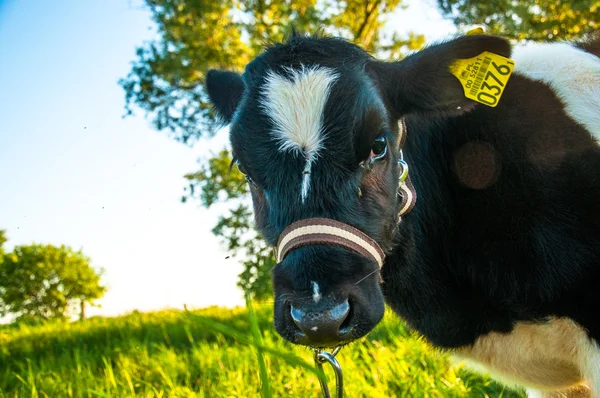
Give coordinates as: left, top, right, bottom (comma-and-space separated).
275, 119, 417, 268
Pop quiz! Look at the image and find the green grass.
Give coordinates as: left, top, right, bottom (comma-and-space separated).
0, 303, 526, 397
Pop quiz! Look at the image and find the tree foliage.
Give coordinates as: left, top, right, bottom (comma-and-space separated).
0, 241, 106, 323
120, 0, 422, 144
0, 230, 6, 260
182, 149, 274, 296
437, 0, 599, 41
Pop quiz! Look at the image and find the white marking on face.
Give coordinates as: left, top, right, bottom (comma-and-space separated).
301, 162, 311, 203
261, 65, 339, 201
311, 281, 321, 303
311, 326, 318, 331
512, 42, 600, 139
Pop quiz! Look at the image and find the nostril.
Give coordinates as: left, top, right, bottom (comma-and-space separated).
339, 301, 353, 332
329, 300, 350, 328
290, 306, 302, 329
290, 305, 308, 332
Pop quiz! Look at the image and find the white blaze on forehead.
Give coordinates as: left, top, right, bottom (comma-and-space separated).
261, 65, 339, 202
512, 42, 600, 139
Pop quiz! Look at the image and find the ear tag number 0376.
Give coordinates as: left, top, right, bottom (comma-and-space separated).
449, 52, 515, 107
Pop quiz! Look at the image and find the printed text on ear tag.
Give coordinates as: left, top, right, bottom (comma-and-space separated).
449, 51, 515, 107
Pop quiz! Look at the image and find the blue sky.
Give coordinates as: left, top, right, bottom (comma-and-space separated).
0, 0, 455, 318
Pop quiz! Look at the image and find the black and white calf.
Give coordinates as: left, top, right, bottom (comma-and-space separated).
206, 32, 600, 396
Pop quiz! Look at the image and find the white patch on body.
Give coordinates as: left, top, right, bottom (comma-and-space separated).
311, 281, 321, 303
525, 390, 543, 398
454, 318, 599, 395
512, 42, 600, 140
578, 337, 600, 395
261, 65, 339, 202
311, 326, 318, 331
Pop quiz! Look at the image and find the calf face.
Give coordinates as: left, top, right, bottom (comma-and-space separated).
206, 33, 510, 347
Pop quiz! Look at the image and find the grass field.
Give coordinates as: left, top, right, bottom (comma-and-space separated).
0, 303, 526, 397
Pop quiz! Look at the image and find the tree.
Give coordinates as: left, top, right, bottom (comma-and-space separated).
0, 241, 106, 322
121, 0, 425, 299
437, 0, 599, 41
182, 150, 275, 298
120, 0, 422, 144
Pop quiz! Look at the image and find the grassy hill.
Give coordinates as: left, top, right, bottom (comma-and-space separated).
0, 304, 525, 397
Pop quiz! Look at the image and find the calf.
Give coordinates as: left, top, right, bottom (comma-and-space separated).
206, 32, 600, 396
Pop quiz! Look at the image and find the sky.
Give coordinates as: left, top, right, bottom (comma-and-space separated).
0, 0, 455, 318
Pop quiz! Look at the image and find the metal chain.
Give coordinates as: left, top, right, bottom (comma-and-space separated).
313, 347, 343, 398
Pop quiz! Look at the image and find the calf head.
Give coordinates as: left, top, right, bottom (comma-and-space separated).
206, 33, 510, 347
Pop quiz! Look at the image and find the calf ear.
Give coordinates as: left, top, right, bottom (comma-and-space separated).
205, 70, 245, 123
369, 35, 511, 116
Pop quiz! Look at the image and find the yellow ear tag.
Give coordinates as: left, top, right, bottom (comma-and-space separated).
466, 27, 485, 35
449, 52, 515, 107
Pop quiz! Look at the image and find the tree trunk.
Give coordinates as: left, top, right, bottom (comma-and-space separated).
80, 300, 86, 321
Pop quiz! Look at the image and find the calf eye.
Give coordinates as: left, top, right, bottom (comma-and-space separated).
371, 135, 387, 159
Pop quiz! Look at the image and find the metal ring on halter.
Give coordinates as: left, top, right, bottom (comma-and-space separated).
313, 347, 344, 398
398, 159, 409, 182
